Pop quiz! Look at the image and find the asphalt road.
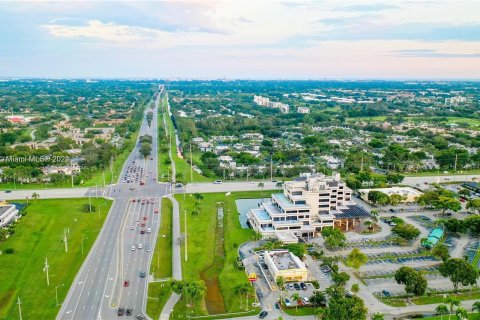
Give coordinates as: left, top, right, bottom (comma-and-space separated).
58, 87, 167, 320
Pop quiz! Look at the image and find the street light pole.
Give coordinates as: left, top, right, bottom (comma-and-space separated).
17, 297, 22, 320
44, 257, 50, 286
64, 228, 68, 253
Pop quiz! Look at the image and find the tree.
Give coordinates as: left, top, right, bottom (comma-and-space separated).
351, 283, 360, 295
432, 243, 451, 262
459, 189, 471, 198
310, 291, 327, 308
31, 192, 40, 204
291, 292, 301, 311
372, 313, 384, 320
392, 223, 421, 241
324, 285, 367, 320
394, 266, 427, 296
321, 227, 346, 248
170, 280, 185, 294
446, 295, 460, 320
193, 193, 203, 201
346, 248, 368, 271
467, 199, 480, 214
139, 143, 152, 158
276, 276, 285, 298
368, 190, 390, 207
464, 215, 480, 235
433, 196, 462, 215
234, 283, 252, 310
389, 194, 404, 206
455, 307, 467, 320
440, 259, 478, 293
0, 229, 9, 242
436, 304, 449, 320
472, 301, 480, 315
258, 182, 265, 195
332, 272, 350, 286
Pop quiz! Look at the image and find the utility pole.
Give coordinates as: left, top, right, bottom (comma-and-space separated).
64, 228, 68, 253
454, 154, 458, 172
17, 297, 22, 320
55, 283, 64, 307
190, 143, 193, 182
71, 174, 74, 188
103, 171, 106, 188
184, 209, 188, 262
89, 195, 92, 213
44, 257, 50, 286
270, 155, 273, 181
360, 156, 364, 172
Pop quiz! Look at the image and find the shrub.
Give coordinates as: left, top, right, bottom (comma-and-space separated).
5, 248, 15, 254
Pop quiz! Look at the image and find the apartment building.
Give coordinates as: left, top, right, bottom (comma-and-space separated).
0, 202, 19, 228
248, 173, 370, 242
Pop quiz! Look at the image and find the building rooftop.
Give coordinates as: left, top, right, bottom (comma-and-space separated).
333, 205, 371, 220
0, 205, 12, 215
272, 193, 310, 209
268, 251, 303, 270
251, 208, 271, 221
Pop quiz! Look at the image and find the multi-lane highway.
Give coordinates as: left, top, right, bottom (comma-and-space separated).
58, 86, 167, 320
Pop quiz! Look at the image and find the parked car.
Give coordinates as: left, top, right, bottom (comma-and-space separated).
259, 311, 268, 319
117, 308, 125, 316
287, 283, 294, 290
382, 290, 391, 297
284, 298, 291, 307
300, 282, 307, 290
293, 283, 301, 290
302, 297, 310, 305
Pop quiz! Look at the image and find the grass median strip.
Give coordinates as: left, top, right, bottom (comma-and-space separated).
0, 198, 112, 320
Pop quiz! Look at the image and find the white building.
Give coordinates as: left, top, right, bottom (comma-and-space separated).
0, 203, 19, 228
445, 96, 467, 105
248, 173, 369, 242
264, 250, 308, 282
297, 107, 310, 114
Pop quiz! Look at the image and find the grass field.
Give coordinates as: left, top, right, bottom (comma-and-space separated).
145, 282, 171, 320
172, 190, 274, 317
0, 198, 112, 320
424, 313, 480, 319
150, 197, 173, 279
412, 291, 480, 305
164, 101, 212, 183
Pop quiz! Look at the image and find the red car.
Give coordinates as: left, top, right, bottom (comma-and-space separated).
123, 280, 130, 287
143, 217, 147, 221
141, 223, 145, 227
140, 230, 145, 234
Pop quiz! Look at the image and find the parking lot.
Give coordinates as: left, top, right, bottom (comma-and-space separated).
282, 282, 317, 307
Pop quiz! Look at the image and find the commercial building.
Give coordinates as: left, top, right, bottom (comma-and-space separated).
297, 107, 310, 114
248, 173, 370, 242
359, 187, 422, 204
264, 250, 308, 282
0, 201, 19, 228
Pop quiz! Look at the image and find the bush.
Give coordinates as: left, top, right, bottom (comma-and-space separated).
311, 280, 320, 289
5, 248, 14, 254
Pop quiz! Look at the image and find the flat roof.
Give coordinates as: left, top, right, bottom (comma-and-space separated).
358, 186, 422, 196
268, 251, 303, 270
272, 193, 310, 209
0, 205, 14, 215
251, 208, 271, 221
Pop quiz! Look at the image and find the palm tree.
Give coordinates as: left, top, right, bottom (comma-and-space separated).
32, 192, 40, 204
446, 296, 460, 320
472, 301, 480, 315
314, 307, 325, 319
276, 276, 285, 302
258, 182, 265, 195
364, 220, 372, 231
436, 304, 449, 320
455, 307, 467, 320
234, 283, 251, 310
291, 292, 300, 312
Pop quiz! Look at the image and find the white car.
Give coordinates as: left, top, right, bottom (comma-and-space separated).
137, 243, 143, 249
213, 180, 223, 184
129, 226, 134, 230
147, 247, 152, 252
131, 246, 136, 251
146, 228, 152, 234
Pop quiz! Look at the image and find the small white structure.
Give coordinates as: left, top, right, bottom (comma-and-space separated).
264, 250, 308, 282
297, 107, 310, 114
359, 187, 422, 203
0, 202, 19, 228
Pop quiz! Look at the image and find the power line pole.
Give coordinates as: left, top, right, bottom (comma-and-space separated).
454, 154, 458, 172
44, 257, 50, 286
184, 209, 188, 262
17, 297, 22, 320
360, 156, 364, 172
270, 156, 273, 181
71, 174, 74, 188
89, 195, 92, 213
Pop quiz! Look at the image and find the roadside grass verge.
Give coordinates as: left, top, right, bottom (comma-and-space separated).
0, 198, 112, 320
150, 197, 173, 279
173, 191, 274, 317
146, 282, 172, 320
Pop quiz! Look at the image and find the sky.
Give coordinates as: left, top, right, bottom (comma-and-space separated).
0, 0, 479, 79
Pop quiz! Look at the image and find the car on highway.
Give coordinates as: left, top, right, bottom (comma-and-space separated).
147, 228, 151, 234
147, 246, 152, 252
136, 315, 145, 320
143, 216, 147, 221
213, 180, 223, 184
131, 246, 136, 251
138, 243, 143, 249
259, 311, 268, 319
117, 307, 125, 316
5, 190, 11, 193
154, 209, 159, 214
129, 226, 134, 230
126, 309, 132, 316
140, 230, 145, 234
141, 223, 146, 227
139, 271, 146, 278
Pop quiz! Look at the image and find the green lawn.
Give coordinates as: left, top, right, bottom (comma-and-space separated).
172, 191, 273, 317
412, 291, 480, 305
164, 103, 212, 183
0, 198, 112, 320
146, 282, 172, 320
150, 197, 173, 279
282, 306, 316, 316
